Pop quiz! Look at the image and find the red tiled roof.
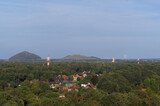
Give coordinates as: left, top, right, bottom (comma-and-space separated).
90, 84, 96, 88
70, 85, 80, 89
62, 75, 68, 79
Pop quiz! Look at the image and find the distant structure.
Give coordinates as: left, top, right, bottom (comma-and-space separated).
47, 55, 50, 68
138, 57, 139, 64
112, 57, 115, 63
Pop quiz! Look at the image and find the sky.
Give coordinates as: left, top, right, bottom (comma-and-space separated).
0, 0, 160, 59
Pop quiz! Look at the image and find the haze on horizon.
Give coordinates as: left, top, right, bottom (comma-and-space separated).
0, 0, 160, 59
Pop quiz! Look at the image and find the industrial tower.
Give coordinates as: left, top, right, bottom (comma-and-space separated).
47, 55, 50, 68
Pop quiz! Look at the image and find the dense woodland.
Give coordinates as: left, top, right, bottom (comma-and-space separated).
0, 61, 160, 106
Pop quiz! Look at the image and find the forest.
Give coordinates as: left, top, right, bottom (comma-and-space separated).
0, 61, 160, 106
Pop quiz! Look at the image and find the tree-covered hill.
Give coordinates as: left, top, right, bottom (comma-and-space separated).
9, 51, 41, 61
62, 54, 101, 60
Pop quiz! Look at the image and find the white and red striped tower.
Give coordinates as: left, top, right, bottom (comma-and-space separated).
47, 55, 50, 68
138, 56, 139, 64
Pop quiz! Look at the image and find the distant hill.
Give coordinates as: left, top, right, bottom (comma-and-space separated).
61, 55, 101, 60
9, 51, 41, 61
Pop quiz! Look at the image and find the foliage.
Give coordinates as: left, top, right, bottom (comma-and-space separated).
0, 61, 160, 105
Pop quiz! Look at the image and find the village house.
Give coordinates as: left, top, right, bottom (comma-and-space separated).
59, 95, 65, 98
63, 79, 72, 83
68, 85, 80, 92
58, 74, 69, 79
62, 75, 69, 79
96, 72, 103, 76
73, 75, 78, 81
81, 83, 96, 89
82, 71, 91, 77
63, 83, 80, 92
81, 82, 89, 87
87, 84, 96, 89
72, 73, 84, 81
66, 83, 76, 88
78, 74, 83, 79
49, 77, 63, 88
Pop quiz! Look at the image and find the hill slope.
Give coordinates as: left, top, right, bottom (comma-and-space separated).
62, 55, 101, 60
9, 51, 41, 61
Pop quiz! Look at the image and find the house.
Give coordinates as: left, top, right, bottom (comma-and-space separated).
63, 83, 79, 92
82, 71, 87, 77
96, 72, 103, 76
49, 77, 62, 88
83, 73, 87, 78
59, 95, 65, 98
72, 73, 84, 81
70, 85, 80, 89
78, 74, 83, 79
66, 83, 76, 88
73, 75, 78, 81
75, 74, 80, 77
49, 81, 58, 88
50, 81, 58, 88
81, 83, 96, 89
58, 74, 61, 78
68, 85, 80, 92
62, 75, 69, 79
81, 83, 90, 87
82, 71, 91, 77
63, 79, 72, 83
58, 74, 69, 79
50, 85, 56, 89
87, 84, 96, 89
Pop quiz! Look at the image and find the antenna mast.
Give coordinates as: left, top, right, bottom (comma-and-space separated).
47, 55, 50, 68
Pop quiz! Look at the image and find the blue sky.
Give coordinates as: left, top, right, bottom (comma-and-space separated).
0, 0, 160, 59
